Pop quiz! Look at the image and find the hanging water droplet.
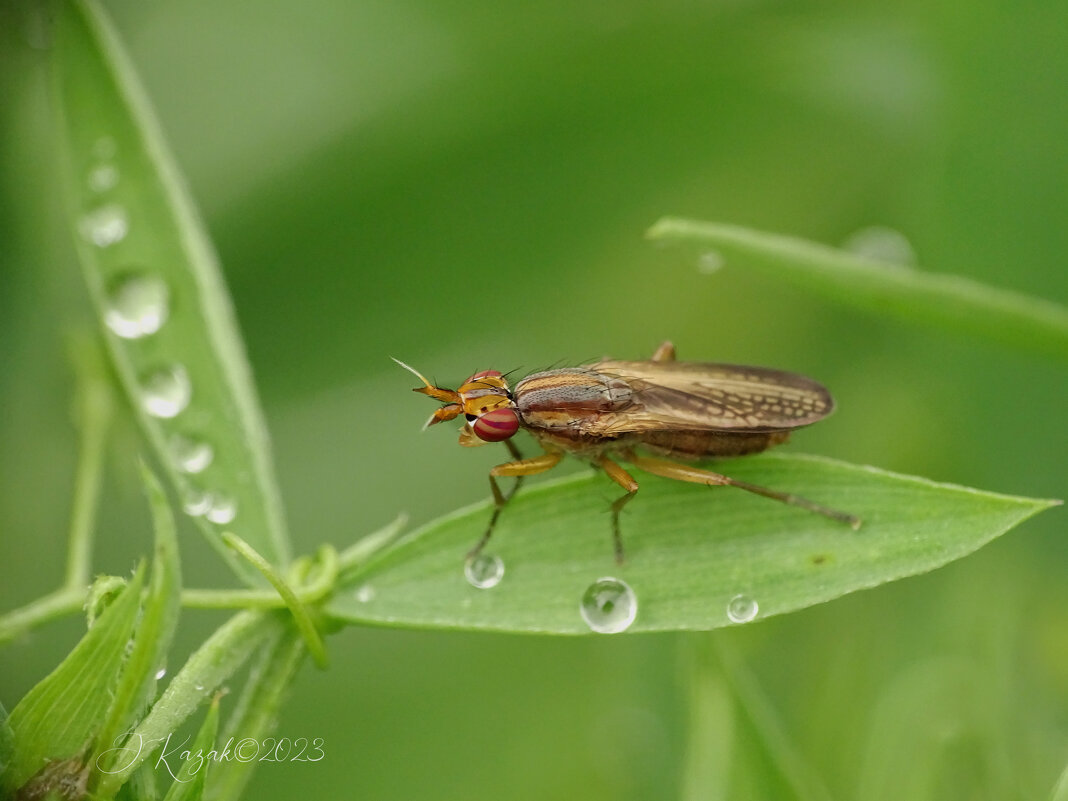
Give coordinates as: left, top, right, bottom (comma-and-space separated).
183, 489, 212, 517
154, 667, 167, 680
697, 250, 725, 274
141, 364, 192, 418
104, 274, 170, 339
88, 164, 119, 193
726, 594, 759, 624
842, 226, 916, 267
92, 136, 117, 159
354, 584, 376, 603
205, 494, 237, 525
171, 434, 214, 474
79, 203, 128, 247
464, 552, 504, 589
580, 577, 637, 634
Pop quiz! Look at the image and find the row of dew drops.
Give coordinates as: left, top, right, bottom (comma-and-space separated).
79, 137, 237, 528
357, 551, 760, 634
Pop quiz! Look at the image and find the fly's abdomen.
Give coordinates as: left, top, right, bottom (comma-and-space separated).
635, 429, 791, 460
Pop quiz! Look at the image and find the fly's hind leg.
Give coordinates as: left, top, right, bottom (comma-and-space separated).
598, 456, 640, 564
468, 444, 562, 560
651, 341, 676, 362
625, 451, 861, 529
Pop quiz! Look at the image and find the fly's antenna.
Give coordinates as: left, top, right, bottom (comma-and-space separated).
391, 356, 434, 388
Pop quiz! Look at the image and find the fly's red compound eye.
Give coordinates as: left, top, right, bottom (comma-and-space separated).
466, 369, 503, 384
472, 407, 520, 442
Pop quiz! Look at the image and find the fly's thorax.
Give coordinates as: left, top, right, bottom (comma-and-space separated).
515, 369, 633, 429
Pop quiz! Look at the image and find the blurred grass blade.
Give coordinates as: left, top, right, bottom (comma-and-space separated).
208, 629, 307, 801
91, 463, 182, 786
160, 694, 220, 801
680, 637, 734, 801
855, 657, 1007, 801
1, 564, 145, 795
647, 218, 1068, 361
327, 453, 1058, 634
53, 0, 291, 584
715, 637, 833, 801
1051, 762, 1068, 801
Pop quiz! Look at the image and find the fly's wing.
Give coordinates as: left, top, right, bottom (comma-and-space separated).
583, 360, 835, 435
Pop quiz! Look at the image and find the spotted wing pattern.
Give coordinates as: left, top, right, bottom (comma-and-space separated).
581, 360, 834, 435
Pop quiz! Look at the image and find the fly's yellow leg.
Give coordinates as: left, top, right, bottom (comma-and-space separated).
598, 456, 640, 564
625, 451, 861, 529
651, 341, 676, 362
468, 447, 562, 559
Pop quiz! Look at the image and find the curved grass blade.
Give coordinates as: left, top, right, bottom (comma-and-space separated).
53, 0, 290, 584
327, 453, 1058, 634
647, 218, 1068, 362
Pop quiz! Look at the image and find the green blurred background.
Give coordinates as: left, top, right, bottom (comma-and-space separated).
1, 0, 1066, 798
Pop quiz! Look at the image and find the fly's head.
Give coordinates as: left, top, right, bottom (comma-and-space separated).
393, 359, 520, 445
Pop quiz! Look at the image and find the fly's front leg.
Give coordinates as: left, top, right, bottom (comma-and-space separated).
598, 456, 640, 564
468, 447, 562, 560
625, 451, 861, 529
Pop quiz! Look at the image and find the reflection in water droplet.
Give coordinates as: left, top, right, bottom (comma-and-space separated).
183, 489, 212, 517
171, 434, 214, 474
88, 164, 119, 193
580, 577, 637, 634
842, 226, 916, 266
697, 250, 725, 274
726, 594, 759, 624
105, 274, 170, 339
79, 204, 128, 247
464, 553, 504, 589
155, 667, 167, 680
141, 364, 192, 418
205, 494, 237, 525
354, 585, 375, 603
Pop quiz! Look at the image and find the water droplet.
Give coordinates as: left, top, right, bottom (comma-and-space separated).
354, 584, 376, 603
92, 136, 117, 159
464, 553, 504, 589
141, 364, 191, 418
205, 494, 237, 525
183, 489, 212, 517
79, 203, 128, 247
842, 226, 916, 266
580, 577, 637, 634
697, 250, 725, 274
104, 274, 170, 339
88, 164, 119, 193
726, 594, 759, 624
194, 683, 205, 691
171, 434, 214, 474
155, 667, 167, 680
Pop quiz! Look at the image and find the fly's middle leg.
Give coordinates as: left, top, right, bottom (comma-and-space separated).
598, 456, 640, 564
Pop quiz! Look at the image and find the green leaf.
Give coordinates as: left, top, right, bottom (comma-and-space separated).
53, 0, 291, 584
326, 453, 1058, 634
2, 564, 145, 793
646, 218, 1068, 361
91, 463, 182, 786
94, 610, 286, 798
160, 694, 220, 801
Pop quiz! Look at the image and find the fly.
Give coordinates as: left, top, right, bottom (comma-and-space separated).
396, 341, 860, 564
